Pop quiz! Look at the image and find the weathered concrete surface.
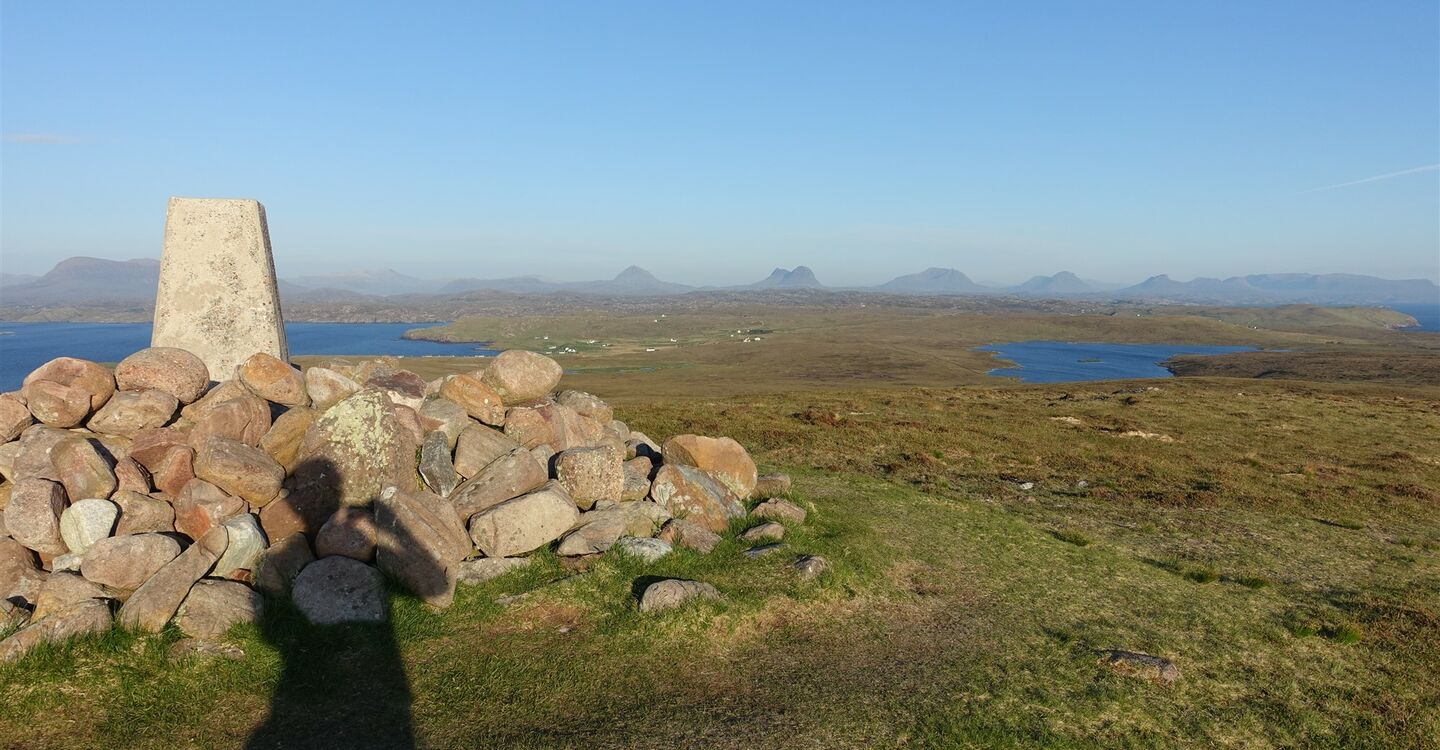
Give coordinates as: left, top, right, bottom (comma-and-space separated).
152, 198, 288, 378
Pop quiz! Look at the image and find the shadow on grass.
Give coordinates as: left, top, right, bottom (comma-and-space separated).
246, 457, 450, 750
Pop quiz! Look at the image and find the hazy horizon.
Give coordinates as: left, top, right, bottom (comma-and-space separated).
3, 2, 1438, 286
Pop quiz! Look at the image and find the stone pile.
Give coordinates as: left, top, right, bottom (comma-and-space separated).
0, 347, 809, 660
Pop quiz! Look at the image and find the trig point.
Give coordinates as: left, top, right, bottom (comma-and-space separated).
152, 197, 289, 378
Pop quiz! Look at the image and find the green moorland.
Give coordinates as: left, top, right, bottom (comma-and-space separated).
3, 305, 1438, 749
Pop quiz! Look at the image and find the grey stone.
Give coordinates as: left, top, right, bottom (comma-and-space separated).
417, 398, 471, 448
304, 367, 362, 412
0, 598, 112, 662
456, 556, 535, 586
80, 533, 183, 590
739, 522, 786, 543
467, 481, 579, 558
793, 555, 830, 580
86, 389, 179, 436
152, 197, 288, 378
252, 533, 313, 598
554, 446, 624, 510
375, 486, 470, 609
648, 464, 745, 533
119, 525, 228, 632
656, 517, 722, 554
754, 473, 793, 498
175, 579, 264, 639
419, 430, 460, 498
58, 498, 119, 556
291, 556, 386, 625
452, 424, 521, 478
611, 536, 672, 563
556, 511, 629, 556
751, 498, 807, 525
212, 513, 267, 578
50, 553, 83, 573
638, 579, 721, 613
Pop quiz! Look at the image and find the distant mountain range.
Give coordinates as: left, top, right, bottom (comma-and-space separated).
2, 256, 1436, 307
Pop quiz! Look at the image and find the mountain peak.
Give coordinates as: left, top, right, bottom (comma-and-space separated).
614, 265, 658, 282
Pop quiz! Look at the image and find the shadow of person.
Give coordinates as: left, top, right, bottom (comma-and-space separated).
246, 458, 454, 750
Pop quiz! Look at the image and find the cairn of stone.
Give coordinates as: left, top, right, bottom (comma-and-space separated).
0, 347, 809, 659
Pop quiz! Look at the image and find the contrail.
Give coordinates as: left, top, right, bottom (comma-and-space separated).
1300, 163, 1440, 193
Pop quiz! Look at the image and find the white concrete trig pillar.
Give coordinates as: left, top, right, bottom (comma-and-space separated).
152, 197, 289, 379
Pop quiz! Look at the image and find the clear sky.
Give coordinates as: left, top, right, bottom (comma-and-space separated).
3, 1, 1437, 286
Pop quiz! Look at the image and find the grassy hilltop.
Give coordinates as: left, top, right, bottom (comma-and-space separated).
3, 303, 1438, 749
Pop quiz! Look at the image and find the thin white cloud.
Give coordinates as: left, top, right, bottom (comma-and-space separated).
3, 133, 85, 145
1300, 163, 1440, 193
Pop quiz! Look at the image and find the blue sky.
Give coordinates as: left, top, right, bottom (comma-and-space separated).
3, 1, 1437, 286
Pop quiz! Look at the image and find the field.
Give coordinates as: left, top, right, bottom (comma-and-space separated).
3, 302, 1438, 749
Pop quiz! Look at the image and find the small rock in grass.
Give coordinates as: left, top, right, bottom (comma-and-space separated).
611, 536, 672, 563
656, 518, 721, 554
743, 543, 784, 558
168, 638, 245, 662
750, 498, 807, 525
793, 555, 830, 580
638, 579, 721, 613
739, 522, 785, 543
753, 473, 792, 498
456, 556, 534, 586
1098, 649, 1181, 683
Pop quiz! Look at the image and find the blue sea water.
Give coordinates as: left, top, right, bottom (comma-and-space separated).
978, 341, 1257, 384
1388, 303, 1440, 332
0, 322, 495, 390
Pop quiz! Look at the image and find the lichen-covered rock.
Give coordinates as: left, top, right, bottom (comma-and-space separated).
173, 479, 247, 541
316, 507, 377, 562
238, 352, 308, 406
419, 431, 460, 498
22, 358, 115, 426
212, 513, 267, 578
0, 598, 112, 662
291, 556, 386, 625
81, 533, 182, 590
439, 373, 506, 425
194, 435, 284, 507
0, 394, 34, 443
259, 406, 315, 471
8, 479, 68, 557
648, 464, 745, 533
119, 525, 228, 632
661, 435, 758, 500
555, 446, 624, 510
450, 447, 549, 520
176, 579, 264, 639
114, 348, 209, 404
480, 350, 562, 405
296, 389, 419, 507
304, 367, 362, 412
638, 579, 721, 613
375, 486, 469, 609
453, 424, 522, 478
87, 390, 179, 436
467, 481, 579, 558
51, 436, 116, 502
58, 498, 118, 556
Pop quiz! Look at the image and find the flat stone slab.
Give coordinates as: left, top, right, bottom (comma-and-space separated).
152, 197, 288, 378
